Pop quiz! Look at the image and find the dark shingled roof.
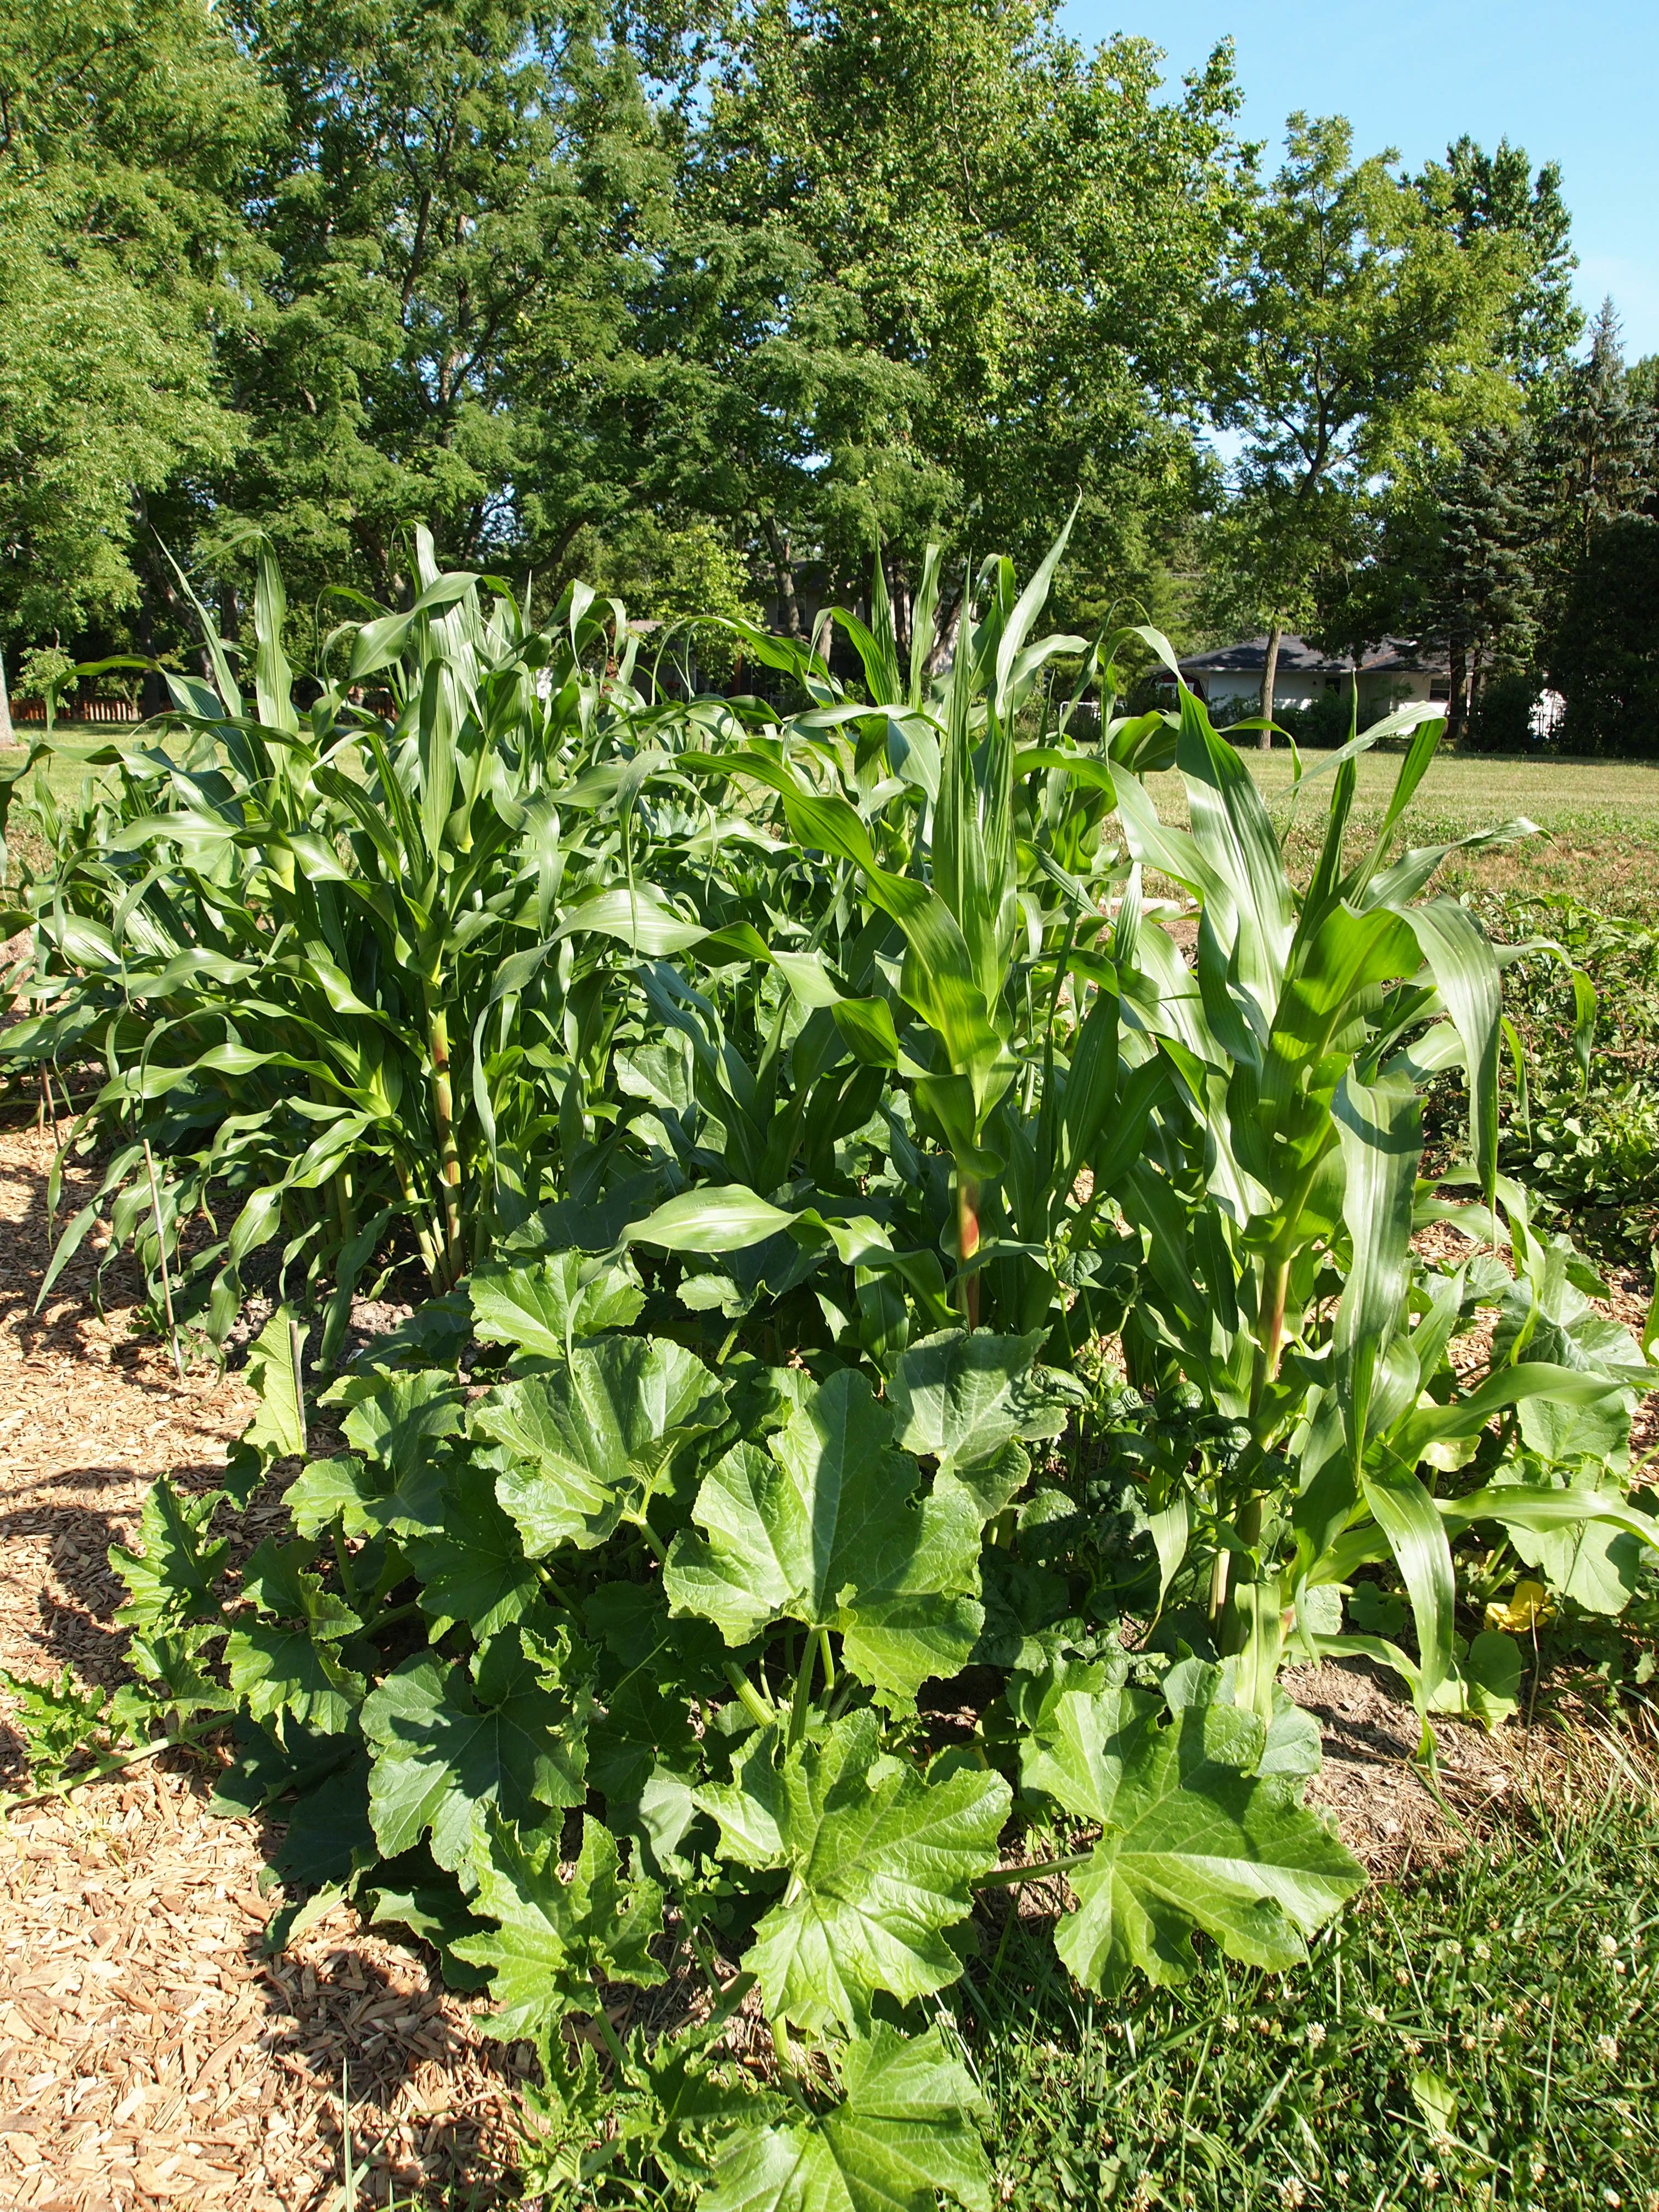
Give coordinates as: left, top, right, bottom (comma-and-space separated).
1176, 634, 1449, 678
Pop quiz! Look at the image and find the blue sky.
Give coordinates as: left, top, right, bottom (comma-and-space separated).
1060, 0, 1659, 361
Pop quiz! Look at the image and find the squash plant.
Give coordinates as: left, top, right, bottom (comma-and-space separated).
106, 1285, 1363, 2205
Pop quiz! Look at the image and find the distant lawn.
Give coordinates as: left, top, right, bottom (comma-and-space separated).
1143, 749, 1659, 915
9, 732, 1659, 913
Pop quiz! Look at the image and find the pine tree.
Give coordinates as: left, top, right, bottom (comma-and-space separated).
1431, 421, 1546, 738
1544, 301, 1658, 561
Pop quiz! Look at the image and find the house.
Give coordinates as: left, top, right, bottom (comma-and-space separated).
1176, 635, 1451, 720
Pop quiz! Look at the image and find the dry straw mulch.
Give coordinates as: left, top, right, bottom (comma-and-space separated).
0, 1120, 524, 2209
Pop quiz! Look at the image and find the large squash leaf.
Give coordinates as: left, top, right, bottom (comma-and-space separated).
454, 1813, 665, 2042
664, 1368, 983, 1702
1021, 1664, 1361, 1991
698, 1710, 1008, 2034
479, 1336, 725, 1555
702, 2024, 991, 2212
469, 1254, 645, 1363
362, 1621, 590, 1870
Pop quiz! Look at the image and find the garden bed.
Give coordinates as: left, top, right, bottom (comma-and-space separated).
0, 1114, 1645, 2210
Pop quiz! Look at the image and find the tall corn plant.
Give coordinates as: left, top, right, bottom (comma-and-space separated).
1107, 676, 1658, 1728
2, 535, 661, 1348
607, 526, 1173, 1354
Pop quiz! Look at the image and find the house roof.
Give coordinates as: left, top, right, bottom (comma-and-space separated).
1176, 634, 1449, 678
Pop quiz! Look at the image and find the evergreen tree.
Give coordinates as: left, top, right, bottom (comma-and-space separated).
1549, 514, 1659, 754
1432, 420, 1546, 740
1543, 300, 1658, 564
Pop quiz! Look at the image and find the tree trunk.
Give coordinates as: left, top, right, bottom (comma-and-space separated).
1446, 637, 1467, 746
762, 517, 804, 641
1257, 622, 1282, 748
0, 650, 14, 748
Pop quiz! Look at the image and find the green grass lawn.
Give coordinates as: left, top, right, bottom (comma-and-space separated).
964, 1771, 1659, 2212
9, 737, 1659, 912
1142, 751, 1659, 916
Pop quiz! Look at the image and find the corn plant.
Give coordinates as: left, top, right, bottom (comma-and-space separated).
1099, 682, 1659, 1730
2, 538, 692, 1348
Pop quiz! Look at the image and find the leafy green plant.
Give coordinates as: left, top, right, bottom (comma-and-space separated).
1, 537, 684, 1348
1492, 891, 1659, 1257
10, 521, 1659, 2198
98, 1274, 1362, 2203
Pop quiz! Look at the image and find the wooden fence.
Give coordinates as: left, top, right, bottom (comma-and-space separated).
10, 696, 142, 726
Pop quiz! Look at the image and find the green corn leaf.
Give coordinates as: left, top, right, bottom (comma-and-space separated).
252, 540, 301, 738
698, 1710, 1008, 2034
361, 1623, 590, 1871
1331, 1073, 1422, 1472
1438, 1479, 1659, 1552
664, 1368, 983, 1702
1175, 689, 1295, 1002
1402, 898, 1502, 1200
1020, 1665, 1362, 1991
1360, 1457, 1456, 1710
480, 1338, 725, 1556
452, 1813, 665, 2041
702, 2023, 991, 2212
1391, 1362, 1618, 1462
555, 884, 707, 955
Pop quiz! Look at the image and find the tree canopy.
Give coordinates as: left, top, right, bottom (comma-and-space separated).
4, 0, 1654, 749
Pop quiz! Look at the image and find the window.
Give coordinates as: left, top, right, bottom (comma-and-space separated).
1430, 680, 1450, 702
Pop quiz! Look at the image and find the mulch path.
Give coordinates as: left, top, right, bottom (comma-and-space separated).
0, 1120, 523, 2210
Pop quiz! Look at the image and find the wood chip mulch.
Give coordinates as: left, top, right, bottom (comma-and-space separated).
0, 1119, 525, 2209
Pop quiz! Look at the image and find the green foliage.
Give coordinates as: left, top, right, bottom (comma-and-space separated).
973, 1781, 1659, 2212
12, 523, 1659, 2202
76, 1262, 1357, 2203
2, 538, 678, 1344
0, 0, 269, 643
1205, 112, 1523, 695
1495, 894, 1659, 1254
1550, 515, 1659, 755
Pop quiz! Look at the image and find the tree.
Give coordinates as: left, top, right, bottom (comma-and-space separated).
1211, 114, 1516, 740
0, 0, 270, 675
1414, 137, 1581, 392
1549, 514, 1659, 754
1432, 421, 1546, 737
655, 0, 1248, 634
205, 0, 674, 625
1541, 300, 1658, 567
